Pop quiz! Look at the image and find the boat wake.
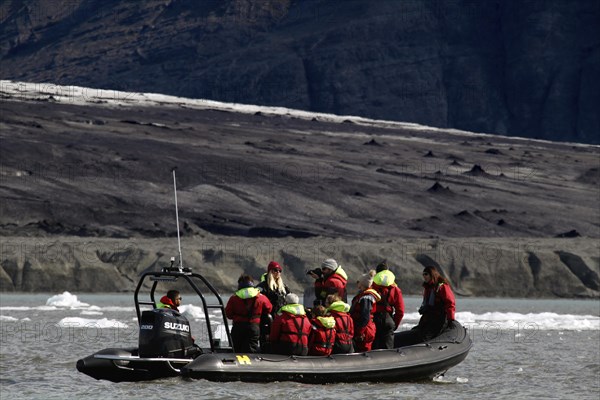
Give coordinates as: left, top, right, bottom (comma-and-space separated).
433, 375, 469, 384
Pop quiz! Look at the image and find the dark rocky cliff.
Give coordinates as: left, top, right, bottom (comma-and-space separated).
1, 0, 599, 143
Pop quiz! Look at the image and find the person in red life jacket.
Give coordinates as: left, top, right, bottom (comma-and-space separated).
395, 266, 456, 347
325, 294, 354, 354
418, 266, 456, 338
371, 261, 405, 349
225, 274, 272, 353
350, 270, 381, 352
308, 305, 336, 356
269, 293, 312, 356
157, 290, 182, 312
309, 258, 348, 306
156, 290, 202, 354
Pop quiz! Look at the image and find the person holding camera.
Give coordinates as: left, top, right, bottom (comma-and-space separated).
308, 258, 348, 306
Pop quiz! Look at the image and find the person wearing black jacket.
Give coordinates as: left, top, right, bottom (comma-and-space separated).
257, 261, 290, 315
256, 261, 289, 351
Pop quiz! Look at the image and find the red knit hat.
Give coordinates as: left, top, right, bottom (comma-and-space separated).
267, 261, 282, 272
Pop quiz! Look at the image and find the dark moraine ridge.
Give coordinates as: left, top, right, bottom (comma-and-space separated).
0, 86, 598, 297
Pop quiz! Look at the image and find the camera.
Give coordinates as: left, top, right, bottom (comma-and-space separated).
306, 268, 323, 278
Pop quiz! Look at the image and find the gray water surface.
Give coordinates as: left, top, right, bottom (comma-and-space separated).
1, 294, 598, 400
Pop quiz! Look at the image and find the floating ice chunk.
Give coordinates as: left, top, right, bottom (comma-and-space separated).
46, 292, 90, 308
433, 375, 454, 383
213, 324, 229, 341
180, 304, 207, 320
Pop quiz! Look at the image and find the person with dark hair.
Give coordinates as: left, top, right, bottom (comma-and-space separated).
371, 261, 405, 349
308, 305, 336, 356
395, 266, 456, 347
350, 270, 381, 352
270, 293, 312, 356
225, 274, 272, 353
418, 266, 456, 337
147, 290, 200, 358
325, 294, 354, 354
157, 290, 182, 312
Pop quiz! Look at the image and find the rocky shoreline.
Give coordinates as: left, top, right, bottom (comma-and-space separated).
1, 236, 598, 298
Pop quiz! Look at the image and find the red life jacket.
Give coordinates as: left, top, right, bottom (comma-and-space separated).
275, 314, 310, 345
372, 283, 405, 328
350, 288, 381, 326
350, 288, 380, 352
308, 317, 336, 356
270, 305, 312, 355
329, 310, 354, 347
421, 282, 456, 321
157, 295, 179, 312
315, 268, 348, 301
225, 289, 272, 324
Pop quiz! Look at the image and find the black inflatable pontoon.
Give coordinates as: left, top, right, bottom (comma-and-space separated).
76, 267, 471, 383
182, 322, 470, 383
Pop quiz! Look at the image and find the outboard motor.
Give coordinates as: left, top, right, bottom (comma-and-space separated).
138, 308, 196, 358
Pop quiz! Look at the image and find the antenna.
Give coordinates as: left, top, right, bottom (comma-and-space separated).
172, 168, 183, 272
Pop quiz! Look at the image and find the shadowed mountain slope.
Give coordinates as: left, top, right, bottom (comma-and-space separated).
1, 0, 599, 143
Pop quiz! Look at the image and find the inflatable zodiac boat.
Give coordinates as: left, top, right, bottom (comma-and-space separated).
76, 267, 472, 383
76, 171, 471, 383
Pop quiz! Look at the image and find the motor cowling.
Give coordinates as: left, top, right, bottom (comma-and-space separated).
138, 308, 195, 358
